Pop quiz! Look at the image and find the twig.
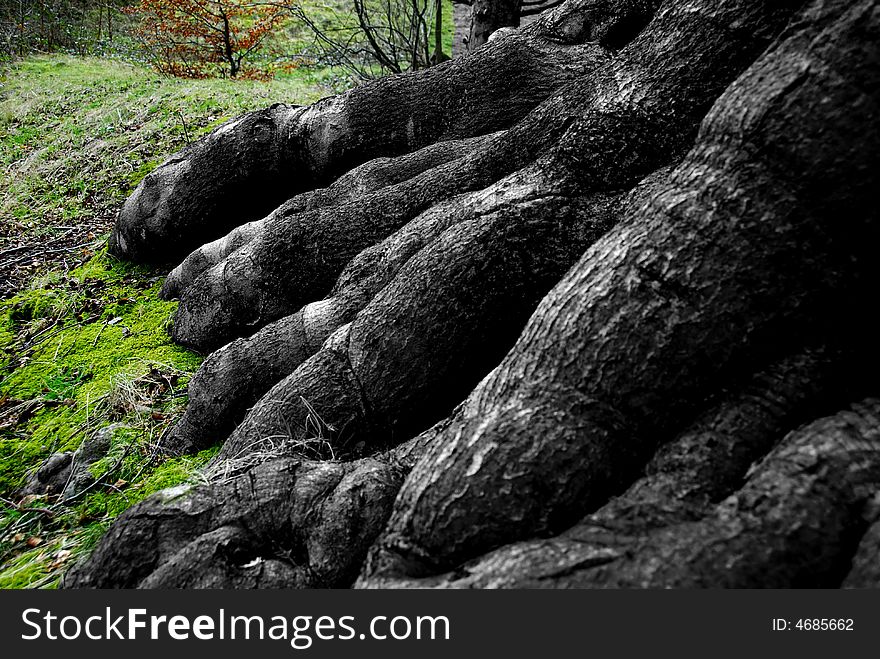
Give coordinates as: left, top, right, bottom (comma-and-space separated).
176, 110, 192, 144
92, 321, 108, 347
0, 241, 98, 267
0, 496, 56, 518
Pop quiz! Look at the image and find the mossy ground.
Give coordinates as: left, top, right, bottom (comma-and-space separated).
0, 250, 224, 589
0, 54, 340, 588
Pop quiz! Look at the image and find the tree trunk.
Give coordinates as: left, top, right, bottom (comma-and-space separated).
468, 0, 523, 51
66, 0, 880, 589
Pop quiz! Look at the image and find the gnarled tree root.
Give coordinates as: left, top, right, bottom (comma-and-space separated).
63, 429, 436, 589
66, 0, 880, 589
163, 0, 801, 456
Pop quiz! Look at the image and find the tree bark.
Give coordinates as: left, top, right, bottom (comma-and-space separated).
363, 0, 880, 578
389, 397, 880, 588
468, 0, 523, 51
842, 497, 880, 588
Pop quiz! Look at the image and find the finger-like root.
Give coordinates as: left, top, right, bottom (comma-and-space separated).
362, 0, 880, 579
160, 133, 497, 299
215, 188, 623, 461
165, 0, 803, 460
110, 0, 639, 264
163, 188, 493, 454
63, 426, 442, 588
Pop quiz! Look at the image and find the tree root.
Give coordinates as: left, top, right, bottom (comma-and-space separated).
67, 0, 880, 589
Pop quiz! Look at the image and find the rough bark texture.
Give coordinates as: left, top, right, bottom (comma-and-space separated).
364, 0, 880, 578
361, 348, 878, 587
469, 0, 524, 51
112, 0, 657, 264
65, 0, 880, 589
395, 397, 880, 588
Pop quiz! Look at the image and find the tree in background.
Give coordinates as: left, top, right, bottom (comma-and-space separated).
0, 1, 134, 60
467, 0, 520, 50
291, 0, 447, 78
126, 0, 288, 78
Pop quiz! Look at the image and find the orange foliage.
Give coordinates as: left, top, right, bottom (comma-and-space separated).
126, 0, 291, 78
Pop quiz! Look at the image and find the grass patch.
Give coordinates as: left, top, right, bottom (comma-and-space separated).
0, 53, 339, 587
0, 249, 220, 588
0, 55, 339, 237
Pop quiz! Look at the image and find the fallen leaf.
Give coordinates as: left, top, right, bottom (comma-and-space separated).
26, 536, 43, 547
49, 550, 72, 570
19, 494, 47, 507
54, 549, 71, 560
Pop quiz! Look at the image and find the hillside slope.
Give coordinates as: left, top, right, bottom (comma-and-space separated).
0, 55, 334, 588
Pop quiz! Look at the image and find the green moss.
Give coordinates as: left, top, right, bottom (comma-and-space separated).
2, 253, 196, 451
0, 51, 350, 587
77, 446, 219, 522
0, 248, 217, 586
4, 289, 61, 327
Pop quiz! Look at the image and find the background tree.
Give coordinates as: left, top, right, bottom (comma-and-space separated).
0, 1, 136, 61
126, 0, 287, 78
468, 0, 521, 50
291, 0, 447, 77
452, 0, 559, 54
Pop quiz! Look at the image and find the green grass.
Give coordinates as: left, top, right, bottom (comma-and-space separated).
0, 55, 341, 237
0, 54, 341, 588
0, 249, 224, 589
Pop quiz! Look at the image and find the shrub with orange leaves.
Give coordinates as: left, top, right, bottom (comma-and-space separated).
126, 0, 290, 78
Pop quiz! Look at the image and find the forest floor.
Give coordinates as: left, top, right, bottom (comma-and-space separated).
0, 54, 338, 588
